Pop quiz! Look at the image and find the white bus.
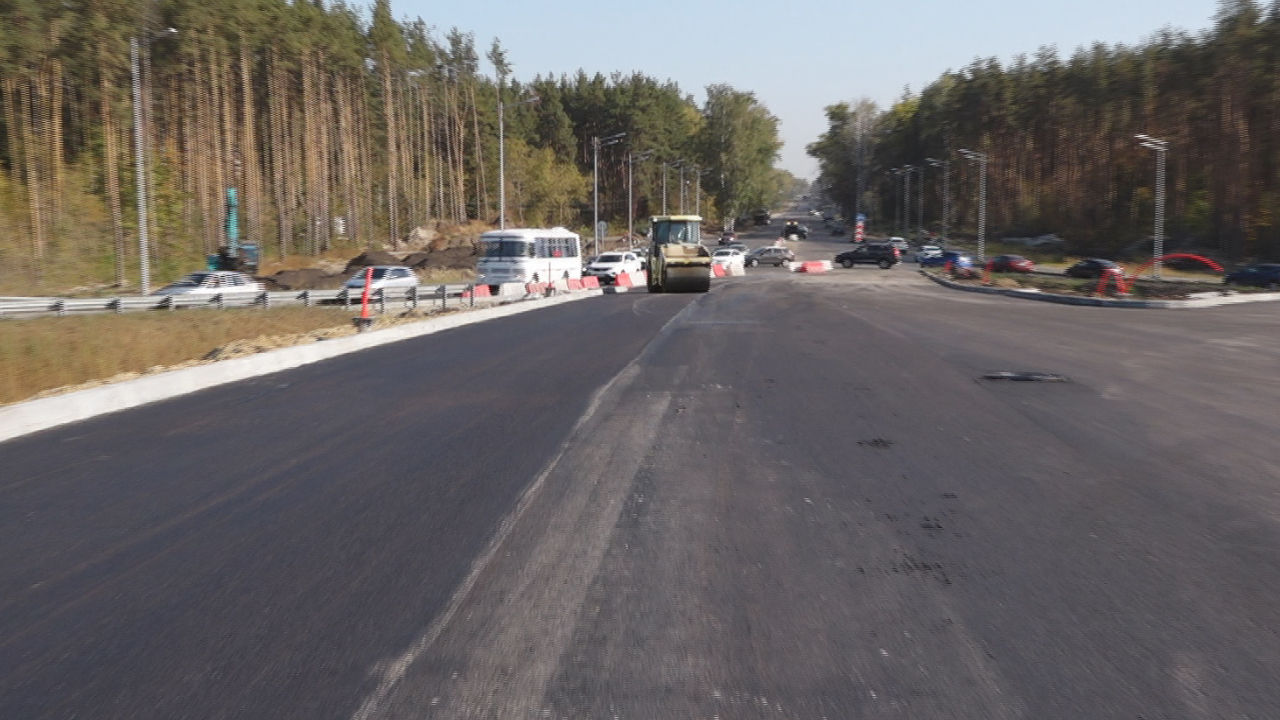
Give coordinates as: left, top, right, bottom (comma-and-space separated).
476, 227, 583, 286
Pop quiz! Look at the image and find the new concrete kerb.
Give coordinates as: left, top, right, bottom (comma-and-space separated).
0, 289, 603, 444
919, 269, 1280, 309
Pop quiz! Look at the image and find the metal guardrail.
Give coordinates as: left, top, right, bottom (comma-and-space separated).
0, 284, 480, 319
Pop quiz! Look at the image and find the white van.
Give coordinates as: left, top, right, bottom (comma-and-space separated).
476, 227, 583, 285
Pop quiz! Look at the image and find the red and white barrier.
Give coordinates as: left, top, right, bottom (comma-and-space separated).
798, 261, 830, 273
712, 264, 728, 277
580, 276, 601, 289
461, 284, 492, 298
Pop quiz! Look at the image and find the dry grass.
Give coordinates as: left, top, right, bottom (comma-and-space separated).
0, 306, 360, 406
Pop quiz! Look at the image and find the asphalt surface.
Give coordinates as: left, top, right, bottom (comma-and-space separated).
4, 217, 1280, 719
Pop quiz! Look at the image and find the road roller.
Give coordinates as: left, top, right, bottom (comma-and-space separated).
646, 215, 712, 293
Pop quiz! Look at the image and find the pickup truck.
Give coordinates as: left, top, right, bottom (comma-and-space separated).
834, 243, 900, 269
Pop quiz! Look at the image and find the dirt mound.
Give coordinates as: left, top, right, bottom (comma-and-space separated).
268, 267, 345, 290
344, 251, 404, 273
403, 246, 477, 271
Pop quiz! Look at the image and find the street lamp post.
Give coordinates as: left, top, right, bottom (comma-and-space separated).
130, 27, 176, 295
496, 81, 538, 230
1136, 134, 1168, 278
902, 165, 922, 244
592, 132, 625, 256
926, 157, 950, 249
887, 169, 901, 236
626, 150, 653, 245
958, 149, 988, 263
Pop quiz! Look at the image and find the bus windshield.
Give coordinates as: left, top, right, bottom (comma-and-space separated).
483, 239, 535, 258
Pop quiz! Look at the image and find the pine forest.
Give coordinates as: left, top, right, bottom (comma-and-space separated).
0, 0, 788, 293
809, 1, 1280, 262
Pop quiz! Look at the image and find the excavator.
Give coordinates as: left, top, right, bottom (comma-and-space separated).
645, 215, 712, 293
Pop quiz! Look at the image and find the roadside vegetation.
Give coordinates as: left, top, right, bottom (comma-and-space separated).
0, 307, 362, 406
0, 0, 794, 298
809, 1, 1280, 264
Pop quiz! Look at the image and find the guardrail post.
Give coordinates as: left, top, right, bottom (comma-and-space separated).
164, 295, 175, 311
376, 288, 386, 315
54, 299, 66, 317
110, 297, 123, 314
437, 284, 446, 310
299, 290, 311, 307
215, 292, 225, 310
258, 291, 270, 309
409, 285, 418, 311
468, 283, 475, 307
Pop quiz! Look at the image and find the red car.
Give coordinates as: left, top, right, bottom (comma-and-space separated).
989, 254, 1035, 273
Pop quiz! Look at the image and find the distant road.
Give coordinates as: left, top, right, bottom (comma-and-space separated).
4, 254, 1280, 719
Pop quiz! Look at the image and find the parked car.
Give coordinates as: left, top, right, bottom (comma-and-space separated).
745, 246, 795, 267
834, 243, 900, 269
152, 270, 264, 296
989, 254, 1036, 273
343, 265, 420, 296
583, 251, 645, 284
919, 250, 967, 268
1064, 258, 1122, 278
1223, 263, 1280, 289
881, 237, 909, 253
915, 245, 943, 263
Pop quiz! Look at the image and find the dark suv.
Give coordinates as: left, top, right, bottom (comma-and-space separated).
745, 246, 795, 267
834, 243, 900, 269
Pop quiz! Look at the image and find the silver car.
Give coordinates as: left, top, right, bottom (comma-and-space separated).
343, 265, 420, 296
152, 271, 264, 295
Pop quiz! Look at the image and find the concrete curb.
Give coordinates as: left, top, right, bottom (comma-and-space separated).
918, 269, 1280, 309
0, 289, 603, 444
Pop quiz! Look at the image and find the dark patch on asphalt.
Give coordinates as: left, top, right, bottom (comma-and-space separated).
858, 437, 893, 448
981, 371, 1071, 382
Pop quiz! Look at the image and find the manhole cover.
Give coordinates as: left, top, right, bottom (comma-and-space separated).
981, 371, 1071, 382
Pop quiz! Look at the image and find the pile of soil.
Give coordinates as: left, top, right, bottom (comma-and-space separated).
265, 267, 346, 291
403, 245, 477, 271
343, 251, 405, 273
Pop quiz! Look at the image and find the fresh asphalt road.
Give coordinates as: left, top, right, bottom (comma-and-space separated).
3, 250, 1280, 719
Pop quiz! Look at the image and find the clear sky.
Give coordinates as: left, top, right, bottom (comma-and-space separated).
389, 0, 1222, 179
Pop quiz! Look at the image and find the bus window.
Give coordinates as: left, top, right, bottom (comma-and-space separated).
483, 239, 534, 258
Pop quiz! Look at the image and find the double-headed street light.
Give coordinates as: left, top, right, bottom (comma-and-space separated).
593, 132, 626, 256
902, 165, 922, 243
887, 168, 903, 235
1136, 134, 1169, 278
926, 157, 950, 249
626, 150, 654, 244
958, 149, 988, 262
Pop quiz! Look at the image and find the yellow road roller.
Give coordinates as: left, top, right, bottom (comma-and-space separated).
646, 215, 712, 293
